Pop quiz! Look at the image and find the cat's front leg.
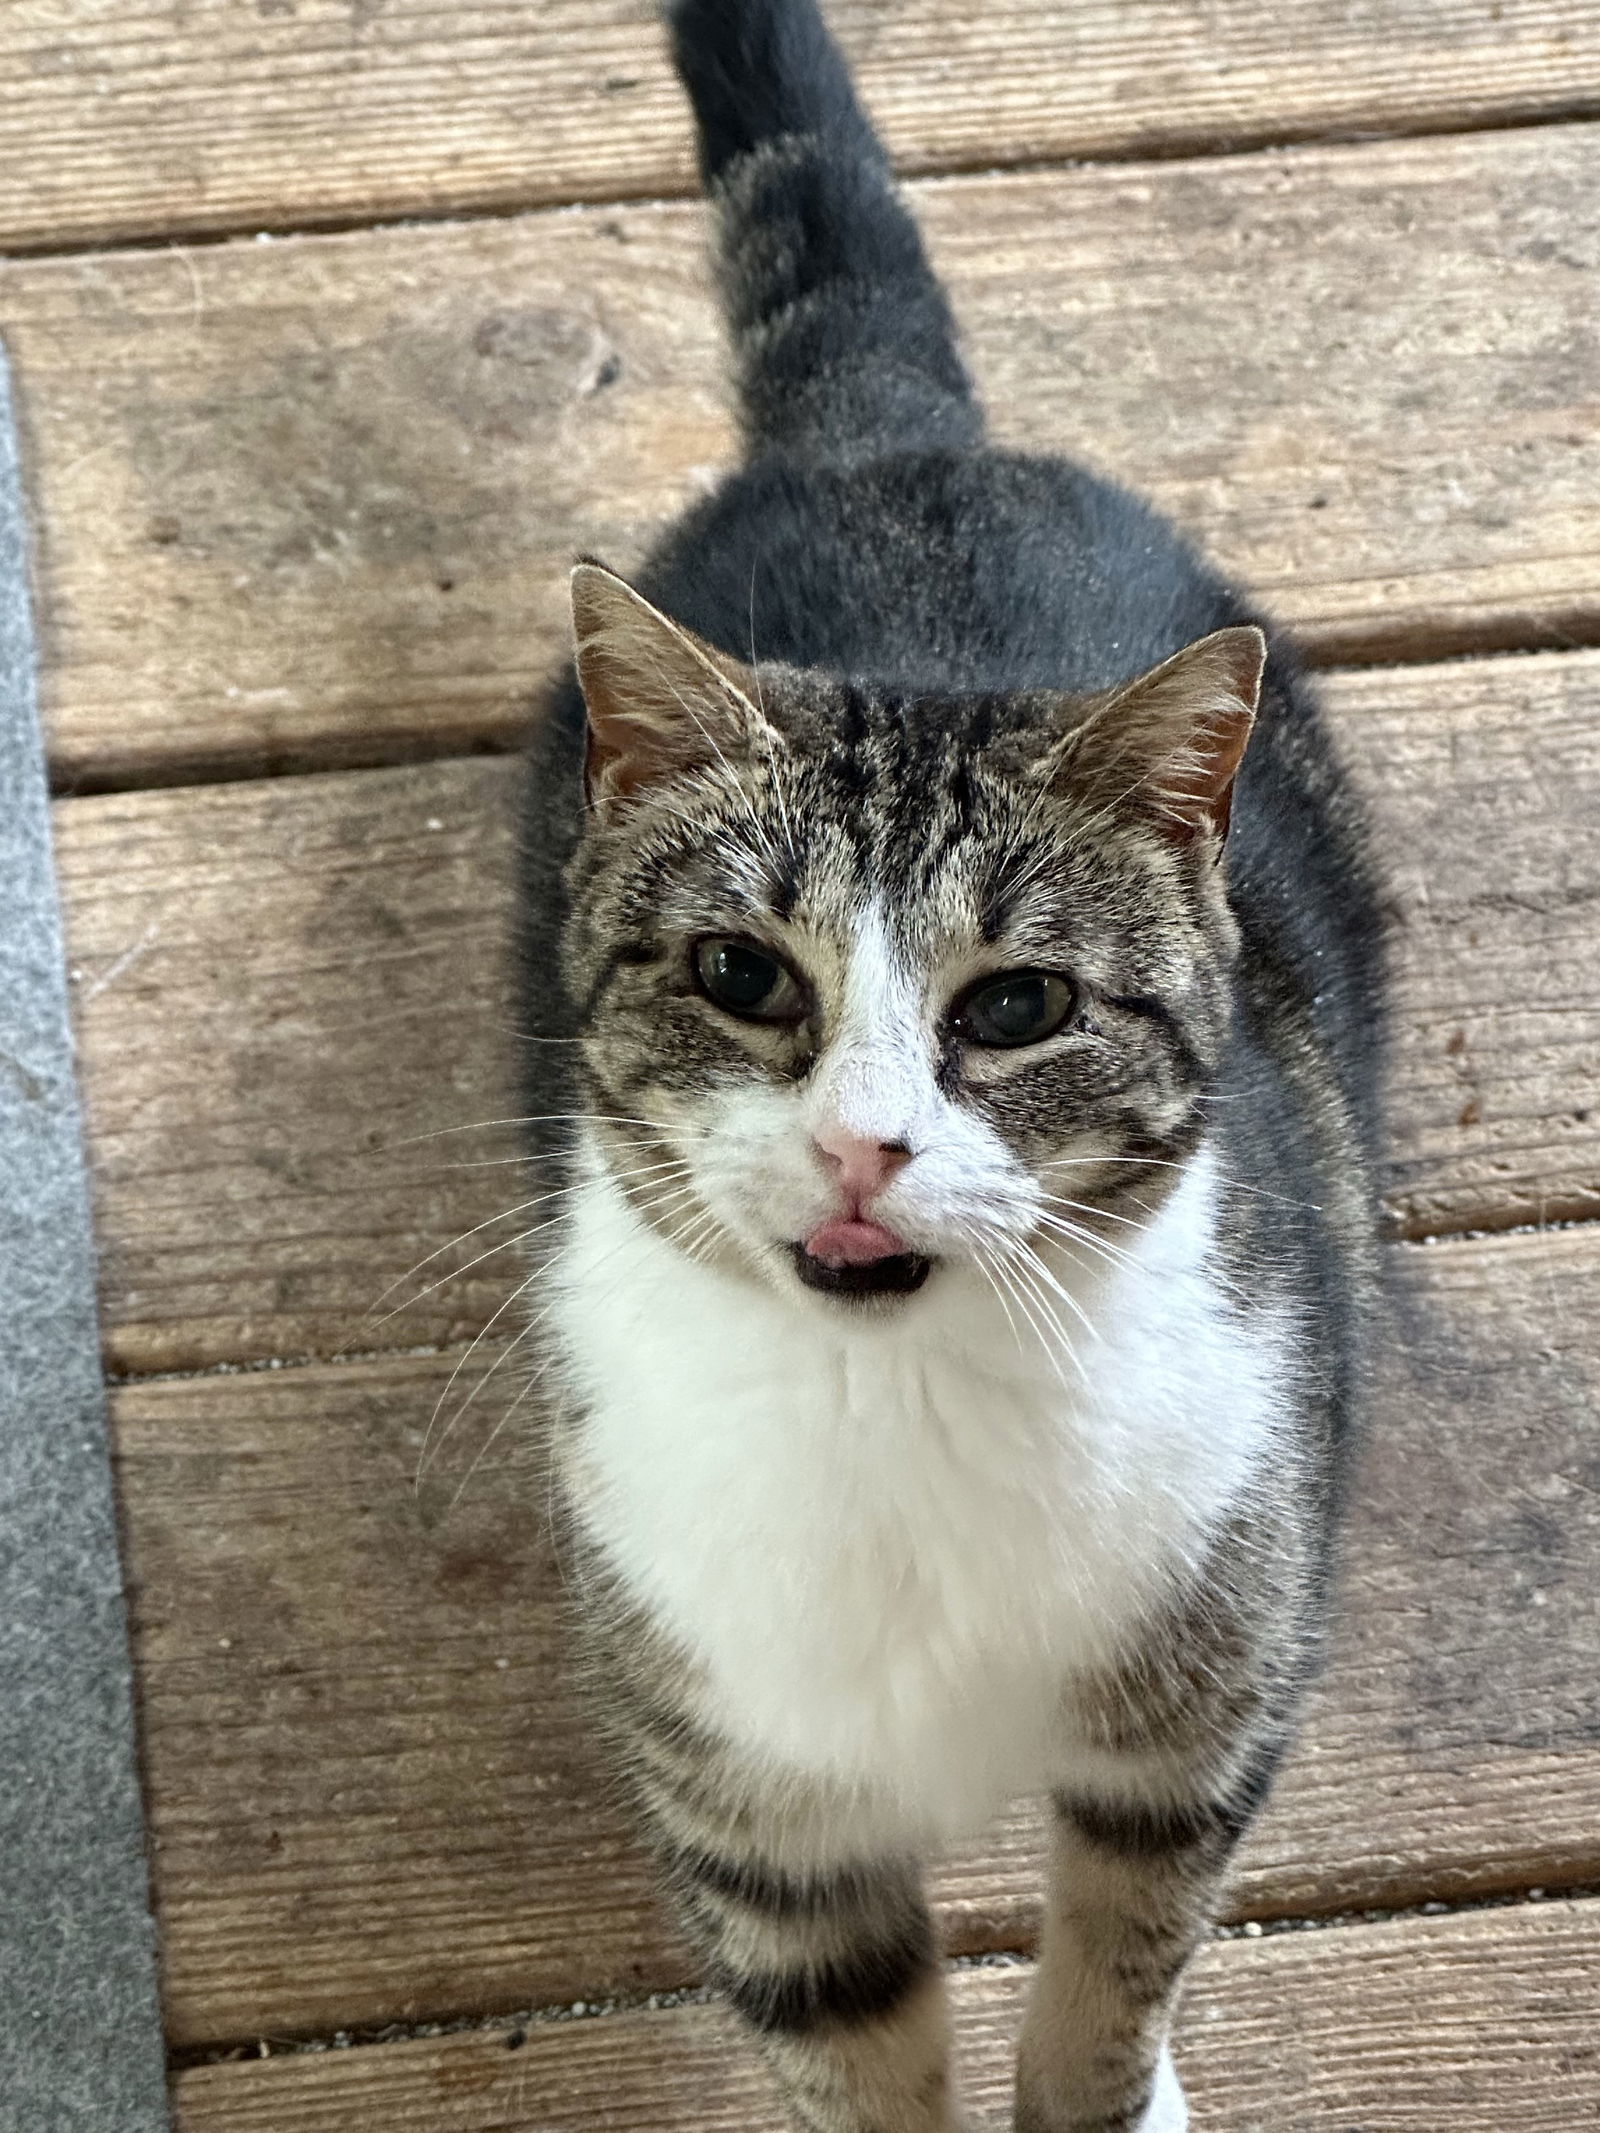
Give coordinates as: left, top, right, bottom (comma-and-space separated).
756, 1964, 967, 2133
655, 1834, 964, 2133
1014, 1782, 1250, 2133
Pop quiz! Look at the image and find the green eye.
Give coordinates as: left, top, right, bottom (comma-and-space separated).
955, 969, 1077, 1048
694, 937, 808, 1024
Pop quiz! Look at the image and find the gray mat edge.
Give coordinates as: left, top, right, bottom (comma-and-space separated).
0, 341, 171, 2130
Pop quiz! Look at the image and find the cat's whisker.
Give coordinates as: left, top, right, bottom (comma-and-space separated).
386, 1112, 711, 1150
658, 1179, 726, 1269
373, 1156, 693, 1326
1038, 1152, 1190, 1173
674, 1211, 724, 1272
415, 1269, 543, 1483
1032, 1225, 1136, 1290
443, 1172, 725, 1512
1033, 1200, 1143, 1254
635, 794, 715, 837
1006, 1233, 1102, 1350
745, 603, 802, 883
368, 1191, 563, 1315
423, 1171, 702, 1481
629, 1181, 705, 1245
440, 1152, 550, 1171
1032, 1203, 1143, 1245
1003, 1263, 1083, 1398
421, 1307, 545, 1482
1037, 1189, 1149, 1233
446, 1354, 560, 1510
951, 1218, 1030, 1365
990, 1238, 1087, 1392
410, 1166, 697, 1481
1039, 1151, 1317, 1212
1032, 1208, 1142, 1277
369, 1155, 687, 1313
371, 1208, 574, 1329
1015, 1262, 1098, 1381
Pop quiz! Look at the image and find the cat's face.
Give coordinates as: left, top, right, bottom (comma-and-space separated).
562, 564, 1261, 1309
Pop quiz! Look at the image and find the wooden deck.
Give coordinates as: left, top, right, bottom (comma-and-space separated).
5, 2, 1597, 2122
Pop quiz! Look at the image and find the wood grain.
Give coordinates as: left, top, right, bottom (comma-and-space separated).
1340, 652, 1600, 1237
2, 0, 1598, 256
168, 1899, 1600, 2127
62, 759, 519, 1373
123, 1226, 1600, 2045
6, 125, 1599, 789
60, 649, 1600, 1375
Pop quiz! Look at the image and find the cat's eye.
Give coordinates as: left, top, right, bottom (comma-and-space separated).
693, 936, 808, 1024
953, 969, 1078, 1048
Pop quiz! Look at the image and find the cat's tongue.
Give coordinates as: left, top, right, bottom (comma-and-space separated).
803, 1216, 911, 1268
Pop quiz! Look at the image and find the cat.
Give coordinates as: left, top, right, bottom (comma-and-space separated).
515, 0, 1384, 2126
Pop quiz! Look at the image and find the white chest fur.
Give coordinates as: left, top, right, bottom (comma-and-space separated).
549, 1149, 1286, 1843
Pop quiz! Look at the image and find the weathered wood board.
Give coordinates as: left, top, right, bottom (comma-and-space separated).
60, 649, 1600, 1376
63, 759, 519, 1374
3, 1, 1598, 256
124, 1225, 1600, 2045
169, 1899, 1600, 2127
1351, 653, 1600, 1238
5, 125, 1598, 788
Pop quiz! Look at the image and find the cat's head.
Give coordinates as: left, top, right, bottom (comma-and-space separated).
561, 561, 1262, 1310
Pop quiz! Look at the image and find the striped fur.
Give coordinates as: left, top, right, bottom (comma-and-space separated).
514, 2, 1384, 2127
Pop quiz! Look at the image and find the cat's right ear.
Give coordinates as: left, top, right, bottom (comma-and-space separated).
1048, 626, 1266, 850
570, 561, 770, 810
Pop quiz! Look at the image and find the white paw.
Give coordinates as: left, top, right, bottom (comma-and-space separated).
1137, 2046, 1189, 2133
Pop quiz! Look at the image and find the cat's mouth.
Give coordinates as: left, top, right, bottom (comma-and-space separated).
789, 1242, 934, 1301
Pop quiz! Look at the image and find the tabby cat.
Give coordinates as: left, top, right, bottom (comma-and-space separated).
516, 1, 1383, 2125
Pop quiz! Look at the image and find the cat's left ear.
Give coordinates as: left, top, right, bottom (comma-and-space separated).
1053, 626, 1266, 848
570, 560, 773, 809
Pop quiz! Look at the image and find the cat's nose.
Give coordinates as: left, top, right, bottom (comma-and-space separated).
812, 1124, 914, 1207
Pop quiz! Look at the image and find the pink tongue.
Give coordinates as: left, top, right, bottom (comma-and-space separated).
803, 1217, 910, 1269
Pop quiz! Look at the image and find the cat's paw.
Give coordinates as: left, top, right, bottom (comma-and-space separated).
1136, 2047, 1189, 2133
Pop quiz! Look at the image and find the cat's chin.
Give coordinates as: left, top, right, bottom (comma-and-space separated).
789, 1243, 934, 1302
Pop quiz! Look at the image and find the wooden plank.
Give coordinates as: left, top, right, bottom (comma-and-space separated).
63, 759, 519, 1373
169, 1900, 1600, 2127
5, 125, 1599, 789
1341, 653, 1600, 1237
124, 1227, 1600, 2045
61, 649, 1600, 1376
2, 0, 1598, 256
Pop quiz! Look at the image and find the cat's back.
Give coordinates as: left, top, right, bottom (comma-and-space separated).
623, 445, 1241, 698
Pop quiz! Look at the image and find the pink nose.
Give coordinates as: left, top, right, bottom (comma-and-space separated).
813, 1123, 914, 1208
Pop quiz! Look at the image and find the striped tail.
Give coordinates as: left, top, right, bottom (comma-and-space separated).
665, 0, 983, 459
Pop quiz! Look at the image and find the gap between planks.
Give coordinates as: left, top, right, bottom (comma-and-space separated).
1, 0, 1599, 255
8, 103, 1600, 278
167, 1880, 1600, 2070
43, 637, 1600, 806
166, 1898, 1600, 2130
8, 124, 1600, 790
93, 1206, 1600, 1395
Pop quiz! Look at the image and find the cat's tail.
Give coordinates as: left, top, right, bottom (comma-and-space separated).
665, 0, 983, 459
